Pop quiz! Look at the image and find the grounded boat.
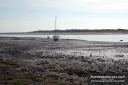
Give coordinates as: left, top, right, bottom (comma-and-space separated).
53, 16, 60, 41
53, 35, 60, 41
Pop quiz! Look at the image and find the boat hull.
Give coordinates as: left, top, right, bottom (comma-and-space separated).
53, 36, 60, 41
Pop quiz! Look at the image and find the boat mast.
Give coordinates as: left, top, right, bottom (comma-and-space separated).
55, 16, 57, 35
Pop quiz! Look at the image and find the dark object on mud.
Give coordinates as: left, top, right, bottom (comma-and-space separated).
53, 36, 60, 41
47, 36, 50, 39
115, 55, 124, 57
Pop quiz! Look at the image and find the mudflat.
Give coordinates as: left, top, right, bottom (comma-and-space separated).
0, 37, 128, 85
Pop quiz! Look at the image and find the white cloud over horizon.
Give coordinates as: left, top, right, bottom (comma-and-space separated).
0, 0, 128, 32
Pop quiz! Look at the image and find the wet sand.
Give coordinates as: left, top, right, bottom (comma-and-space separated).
0, 37, 128, 85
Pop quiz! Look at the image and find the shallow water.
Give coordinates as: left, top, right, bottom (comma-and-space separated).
0, 34, 128, 42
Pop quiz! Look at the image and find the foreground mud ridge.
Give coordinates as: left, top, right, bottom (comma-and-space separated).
0, 37, 128, 85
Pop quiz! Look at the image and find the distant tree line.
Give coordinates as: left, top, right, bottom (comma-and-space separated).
31, 28, 128, 33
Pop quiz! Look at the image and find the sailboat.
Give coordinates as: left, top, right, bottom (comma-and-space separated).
53, 16, 60, 41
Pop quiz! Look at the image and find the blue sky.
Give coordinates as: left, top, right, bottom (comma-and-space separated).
0, 0, 128, 32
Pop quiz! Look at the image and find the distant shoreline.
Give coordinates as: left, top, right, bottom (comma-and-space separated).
0, 32, 128, 35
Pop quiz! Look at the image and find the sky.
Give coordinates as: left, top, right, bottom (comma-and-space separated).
0, 0, 128, 32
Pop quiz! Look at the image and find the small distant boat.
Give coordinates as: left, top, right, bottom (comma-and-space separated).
53, 16, 60, 41
53, 36, 60, 41
120, 40, 123, 41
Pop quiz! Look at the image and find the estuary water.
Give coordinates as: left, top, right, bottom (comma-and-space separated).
0, 34, 128, 42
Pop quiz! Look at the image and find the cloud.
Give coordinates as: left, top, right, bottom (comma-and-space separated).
1, 0, 128, 13
29, 0, 128, 12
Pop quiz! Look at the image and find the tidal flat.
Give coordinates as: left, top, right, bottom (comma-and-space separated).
0, 37, 128, 85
